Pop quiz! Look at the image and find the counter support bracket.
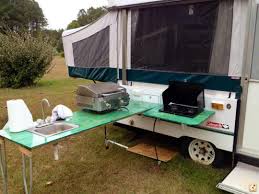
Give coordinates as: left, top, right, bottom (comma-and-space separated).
0, 137, 8, 194
19, 147, 32, 194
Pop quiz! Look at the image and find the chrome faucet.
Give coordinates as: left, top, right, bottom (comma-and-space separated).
41, 98, 50, 123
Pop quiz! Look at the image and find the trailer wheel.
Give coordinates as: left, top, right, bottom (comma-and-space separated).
188, 139, 224, 167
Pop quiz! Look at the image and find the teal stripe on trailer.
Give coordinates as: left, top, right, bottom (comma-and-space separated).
68, 67, 120, 82
127, 69, 242, 95
68, 67, 241, 96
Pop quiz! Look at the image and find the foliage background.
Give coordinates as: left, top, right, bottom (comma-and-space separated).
0, 0, 107, 88
67, 7, 107, 30
0, 0, 46, 32
0, 0, 108, 53
0, 32, 53, 88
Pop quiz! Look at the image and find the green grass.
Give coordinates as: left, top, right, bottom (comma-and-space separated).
0, 57, 229, 194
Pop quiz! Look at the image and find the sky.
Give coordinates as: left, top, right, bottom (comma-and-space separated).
36, 0, 108, 30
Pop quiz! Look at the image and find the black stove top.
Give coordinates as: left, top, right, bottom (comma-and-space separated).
160, 81, 205, 118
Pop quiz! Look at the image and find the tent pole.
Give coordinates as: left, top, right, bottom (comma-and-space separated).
122, 9, 128, 85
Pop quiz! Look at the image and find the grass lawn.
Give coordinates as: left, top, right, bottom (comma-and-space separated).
0, 56, 229, 194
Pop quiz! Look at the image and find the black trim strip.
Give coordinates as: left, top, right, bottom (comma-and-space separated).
232, 100, 241, 167
236, 154, 259, 168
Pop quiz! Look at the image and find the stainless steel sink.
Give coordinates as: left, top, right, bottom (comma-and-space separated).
28, 123, 79, 137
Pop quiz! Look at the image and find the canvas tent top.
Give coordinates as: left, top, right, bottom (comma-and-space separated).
63, 0, 248, 94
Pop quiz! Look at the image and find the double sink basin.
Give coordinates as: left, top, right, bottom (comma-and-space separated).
28, 122, 79, 138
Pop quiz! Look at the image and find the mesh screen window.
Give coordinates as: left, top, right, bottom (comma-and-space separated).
73, 27, 110, 68
131, 1, 233, 75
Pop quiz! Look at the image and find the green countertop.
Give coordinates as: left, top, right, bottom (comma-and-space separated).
0, 100, 158, 150
143, 106, 215, 126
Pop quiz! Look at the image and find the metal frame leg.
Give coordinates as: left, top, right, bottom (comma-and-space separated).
104, 125, 128, 150
152, 118, 161, 165
104, 125, 107, 140
104, 125, 109, 149
53, 143, 59, 161
0, 138, 8, 194
20, 147, 32, 194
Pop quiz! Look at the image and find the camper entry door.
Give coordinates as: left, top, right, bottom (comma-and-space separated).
238, 2, 259, 160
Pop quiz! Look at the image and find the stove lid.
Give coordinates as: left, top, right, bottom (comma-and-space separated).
77, 82, 126, 97
162, 81, 205, 107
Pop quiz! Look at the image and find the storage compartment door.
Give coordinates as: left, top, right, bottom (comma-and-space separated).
217, 162, 259, 194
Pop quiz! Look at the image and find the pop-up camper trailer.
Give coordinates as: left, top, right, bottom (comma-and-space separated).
63, 0, 259, 193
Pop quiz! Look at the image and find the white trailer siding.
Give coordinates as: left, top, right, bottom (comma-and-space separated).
118, 81, 237, 152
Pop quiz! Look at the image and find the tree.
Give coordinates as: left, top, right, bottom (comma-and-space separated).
40, 29, 64, 53
0, 0, 47, 32
0, 32, 53, 88
78, 9, 87, 19
0, 0, 13, 30
67, 6, 107, 29
67, 20, 80, 30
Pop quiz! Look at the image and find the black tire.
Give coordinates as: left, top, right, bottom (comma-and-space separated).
180, 137, 192, 158
211, 146, 224, 168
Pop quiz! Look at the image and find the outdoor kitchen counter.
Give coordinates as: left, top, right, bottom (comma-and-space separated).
0, 100, 158, 194
0, 100, 158, 150
143, 106, 215, 126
